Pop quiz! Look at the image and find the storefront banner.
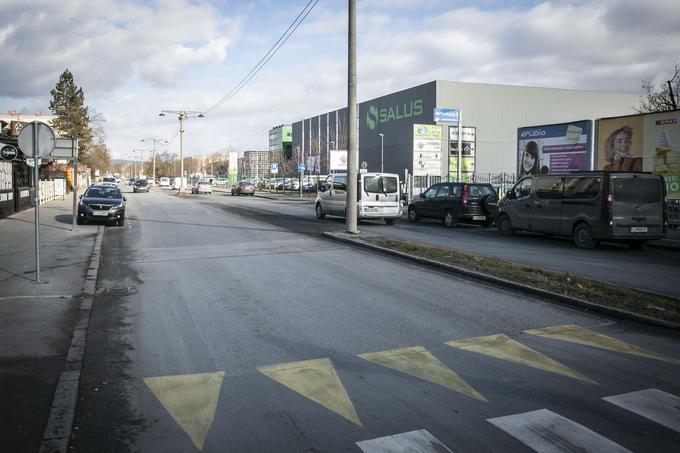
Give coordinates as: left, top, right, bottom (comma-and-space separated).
517, 120, 592, 177
414, 139, 442, 153
413, 124, 443, 140
449, 156, 476, 173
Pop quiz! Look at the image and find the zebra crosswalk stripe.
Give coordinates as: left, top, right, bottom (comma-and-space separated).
603, 388, 680, 433
488, 408, 633, 453
356, 429, 454, 453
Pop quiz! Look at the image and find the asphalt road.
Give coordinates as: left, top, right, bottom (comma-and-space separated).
71, 188, 680, 453
217, 192, 680, 298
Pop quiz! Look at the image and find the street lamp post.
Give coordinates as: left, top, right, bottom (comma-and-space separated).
329, 141, 335, 174
379, 133, 384, 173
142, 137, 169, 185
159, 110, 204, 195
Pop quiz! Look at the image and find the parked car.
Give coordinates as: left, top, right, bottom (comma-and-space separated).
133, 179, 149, 193
159, 177, 170, 187
231, 181, 255, 196
191, 180, 212, 194
408, 182, 498, 228
496, 172, 667, 249
77, 184, 126, 226
102, 175, 116, 184
315, 172, 402, 225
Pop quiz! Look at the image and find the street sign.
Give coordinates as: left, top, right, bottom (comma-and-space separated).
434, 108, 460, 123
298, 163, 305, 172
271, 162, 279, 174
50, 139, 79, 159
18, 121, 56, 158
0, 144, 18, 160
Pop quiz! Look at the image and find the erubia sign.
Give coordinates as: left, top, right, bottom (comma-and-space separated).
366, 99, 423, 130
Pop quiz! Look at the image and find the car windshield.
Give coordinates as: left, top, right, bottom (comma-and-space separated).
364, 176, 398, 194
135, 180, 148, 186
85, 187, 121, 199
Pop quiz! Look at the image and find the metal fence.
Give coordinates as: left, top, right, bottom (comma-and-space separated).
405, 173, 516, 201
667, 198, 680, 227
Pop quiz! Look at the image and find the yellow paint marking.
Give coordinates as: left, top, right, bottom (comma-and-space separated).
358, 346, 487, 402
257, 358, 362, 426
143, 371, 225, 451
524, 325, 680, 365
446, 334, 597, 384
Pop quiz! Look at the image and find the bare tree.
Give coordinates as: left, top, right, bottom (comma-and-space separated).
638, 64, 680, 113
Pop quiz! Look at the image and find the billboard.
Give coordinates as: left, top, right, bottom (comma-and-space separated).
517, 120, 592, 177
449, 126, 476, 179
595, 111, 680, 197
413, 124, 443, 176
330, 150, 347, 171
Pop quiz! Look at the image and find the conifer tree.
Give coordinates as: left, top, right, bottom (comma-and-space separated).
49, 69, 93, 164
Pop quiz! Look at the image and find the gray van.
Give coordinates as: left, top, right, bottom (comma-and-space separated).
497, 172, 667, 249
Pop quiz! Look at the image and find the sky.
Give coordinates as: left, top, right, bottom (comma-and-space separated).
1, 0, 679, 161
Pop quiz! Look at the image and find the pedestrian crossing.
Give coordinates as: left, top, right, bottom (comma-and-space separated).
357, 389, 680, 452
142, 324, 680, 451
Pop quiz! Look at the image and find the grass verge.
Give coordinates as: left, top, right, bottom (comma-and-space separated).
357, 235, 680, 325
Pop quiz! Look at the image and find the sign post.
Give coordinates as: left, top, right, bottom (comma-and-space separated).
18, 122, 56, 283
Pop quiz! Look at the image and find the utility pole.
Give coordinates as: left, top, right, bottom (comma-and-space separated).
346, 0, 358, 233
159, 110, 204, 195
379, 133, 384, 173
142, 137, 168, 185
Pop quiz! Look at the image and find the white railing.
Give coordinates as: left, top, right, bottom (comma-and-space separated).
39, 179, 67, 205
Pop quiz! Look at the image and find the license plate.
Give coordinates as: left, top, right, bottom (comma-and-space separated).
92, 210, 109, 216
630, 226, 648, 233
472, 215, 486, 221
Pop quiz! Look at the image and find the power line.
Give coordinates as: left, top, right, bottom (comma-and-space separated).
202, 0, 320, 115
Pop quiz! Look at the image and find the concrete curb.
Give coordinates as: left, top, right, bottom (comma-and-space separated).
324, 232, 680, 331
39, 226, 104, 453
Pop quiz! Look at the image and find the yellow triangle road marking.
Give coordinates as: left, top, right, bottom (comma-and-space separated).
524, 325, 680, 365
358, 346, 487, 402
143, 371, 225, 451
257, 358, 362, 426
446, 334, 597, 384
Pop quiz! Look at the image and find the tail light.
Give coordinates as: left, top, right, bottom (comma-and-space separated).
607, 193, 613, 211
462, 184, 469, 207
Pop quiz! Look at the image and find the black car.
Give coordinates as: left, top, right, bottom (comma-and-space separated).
77, 184, 126, 226
408, 182, 498, 227
133, 179, 149, 193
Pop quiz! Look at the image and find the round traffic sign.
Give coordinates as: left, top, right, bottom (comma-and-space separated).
18, 121, 56, 158
0, 144, 18, 160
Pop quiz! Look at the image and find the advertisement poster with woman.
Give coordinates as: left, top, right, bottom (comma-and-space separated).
596, 111, 680, 198
517, 120, 592, 177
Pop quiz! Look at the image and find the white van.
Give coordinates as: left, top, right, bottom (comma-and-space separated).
159, 177, 170, 187
315, 172, 402, 224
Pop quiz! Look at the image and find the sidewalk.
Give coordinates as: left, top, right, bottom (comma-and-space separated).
0, 195, 100, 453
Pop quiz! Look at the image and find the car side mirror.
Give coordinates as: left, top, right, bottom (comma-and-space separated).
506, 190, 514, 199
123, 197, 127, 201
79, 195, 82, 199
419, 193, 426, 199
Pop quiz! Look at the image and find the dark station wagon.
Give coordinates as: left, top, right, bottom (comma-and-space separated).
408, 182, 499, 228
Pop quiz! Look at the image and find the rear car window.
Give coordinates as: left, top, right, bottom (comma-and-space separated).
364, 176, 398, 194
563, 177, 601, 199
612, 177, 662, 203
468, 185, 495, 198
535, 177, 563, 199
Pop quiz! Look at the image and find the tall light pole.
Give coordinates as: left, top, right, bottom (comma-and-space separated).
159, 110, 204, 195
142, 137, 168, 185
379, 133, 384, 173
346, 0, 358, 233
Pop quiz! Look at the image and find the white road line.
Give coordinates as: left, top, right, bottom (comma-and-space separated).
488, 409, 632, 453
356, 429, 454, 453
603, 388, 680, 433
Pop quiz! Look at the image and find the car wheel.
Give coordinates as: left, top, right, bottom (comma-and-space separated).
573, 223, 597, 249
315, 203, 325, 220
408, 206, 419, 223
497, 214, 514, 235
76, 216, 84, 225
384, 218, 396, 225
443, 210, 457, 228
